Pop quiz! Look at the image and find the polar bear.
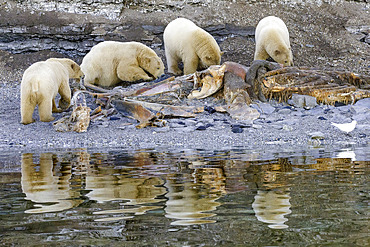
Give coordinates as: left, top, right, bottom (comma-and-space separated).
163, 17, 222, 75
20, 58, 83, 124
80, 41, 164, 87
254, 16, 293, 66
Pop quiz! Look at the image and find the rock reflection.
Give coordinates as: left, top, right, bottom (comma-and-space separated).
164, 166, 225, 225
252, 189, 291, 229
21, 153, 82, 213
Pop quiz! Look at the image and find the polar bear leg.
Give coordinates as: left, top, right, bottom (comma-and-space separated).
165, 49, 182, 75
38, 98, 55, 122
21, 98, 36, 124
58, 79, 71, 110
52, 99, 62, 113
183, 54, 199, 75
117, 64, 152, 82
254, 47, 270, 61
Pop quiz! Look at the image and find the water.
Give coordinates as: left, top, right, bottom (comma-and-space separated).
0, 147, 369, 246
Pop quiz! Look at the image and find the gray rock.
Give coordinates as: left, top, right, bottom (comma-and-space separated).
354, 98, 370, 107
351, 105, 369, 115
291, 94, 318, 109
278, 108, 292, 115
251, 103, 275, 114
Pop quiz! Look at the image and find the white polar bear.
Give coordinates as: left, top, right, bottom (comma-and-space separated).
20, 58, 83, 124
80, 41, 165, 87
254, 16, 294, 66
163, 17, 222, 75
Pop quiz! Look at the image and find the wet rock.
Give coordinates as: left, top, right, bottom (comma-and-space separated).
317, 116, 327, 121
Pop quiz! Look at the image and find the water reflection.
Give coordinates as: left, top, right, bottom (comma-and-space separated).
21, 153, 82, 213
165, 166, 225, 225
16, 148, 368, 231
252, 189, 291, 229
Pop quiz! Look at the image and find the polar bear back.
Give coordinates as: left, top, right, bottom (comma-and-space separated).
254, 16, 293, 66
81, 41, 140, 86
255, 16, 290, 47
80, 41, 164, 87
163, 18, 200, 57
163, 18, 221, 75
21, 61, 68, 97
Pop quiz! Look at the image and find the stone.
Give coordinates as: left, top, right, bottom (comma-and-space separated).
251, 102, 275, 114
291, 94, 317, 109
354, 98, 370, 107
278, 108, 291, 115
351, 105, 369, 115
231, 126, 244, 133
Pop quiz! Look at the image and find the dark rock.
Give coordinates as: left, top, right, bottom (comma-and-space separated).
231, 126, 244, 133
359, 133, 367, 138
204, 106, 216, 114
318, 116, 327, 120
109, 116, 120, 120
196, 125, 207, 131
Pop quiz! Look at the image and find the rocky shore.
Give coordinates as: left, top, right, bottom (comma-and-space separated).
0, 0, 369, 153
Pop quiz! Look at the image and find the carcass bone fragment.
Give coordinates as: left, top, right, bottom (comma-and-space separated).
188, 64, 226, 99
113, 99, 204, 128
112, 99, 165, 129
53, 91, 91, 132
222, 64, 260, 120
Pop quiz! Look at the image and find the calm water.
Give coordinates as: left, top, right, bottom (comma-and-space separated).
0, 147, 369, 246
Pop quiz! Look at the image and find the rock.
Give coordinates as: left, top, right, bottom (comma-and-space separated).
251, 102, 275, 114
204, 106, 216, 114
183, 119, 197, 126
354, 98, 370, 107
231, 126, 244, 133
317, 116, 327, 120
291, 94, 317, 109
351, 105, 369, 115
196, 125, 207, 131
306, 106, 324, 116
278, 108, 291, 115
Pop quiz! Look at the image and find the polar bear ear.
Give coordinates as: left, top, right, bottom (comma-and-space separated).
220, 51, 224, 56
274, 50, 281, 56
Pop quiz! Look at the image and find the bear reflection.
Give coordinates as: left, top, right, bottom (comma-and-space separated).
252, 189, 291, 229
21, 153, 80, 213
85, 166, 166, 217
164, 167, 225, 225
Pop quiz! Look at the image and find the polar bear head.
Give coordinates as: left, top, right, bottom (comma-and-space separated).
46, 58, 84, 79
272, 46, 293, 67
140, 55, 165, 79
